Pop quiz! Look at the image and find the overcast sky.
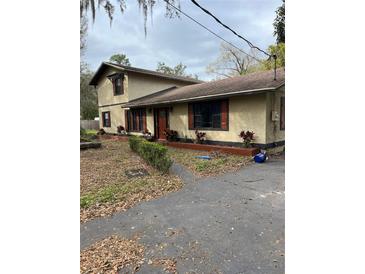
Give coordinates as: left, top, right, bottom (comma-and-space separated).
83, 0, 281, 81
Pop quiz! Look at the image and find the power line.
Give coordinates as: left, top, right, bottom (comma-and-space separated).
190, 0, 271, 57
162, 0, 264, 64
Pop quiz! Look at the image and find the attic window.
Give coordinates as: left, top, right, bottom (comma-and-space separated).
107, 73, 124, 96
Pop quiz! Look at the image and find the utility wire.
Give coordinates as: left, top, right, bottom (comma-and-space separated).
190, 0, 271, 57
162, 0, 264, 64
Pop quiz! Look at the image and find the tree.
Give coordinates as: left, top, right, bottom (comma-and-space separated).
206, 43, 261, 79
80, 14, 88, 55
80, 0, 180, 35
273, 0, 285, 44
262, 43, 285, 70
156, 62, 198, 79
80, 63, 98, 119
109, 53, 131, 66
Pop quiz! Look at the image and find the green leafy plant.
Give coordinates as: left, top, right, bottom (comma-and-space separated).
239, 130, 255, 148
194, 130, 206, 144
129, 136, 172, 173
163, 129, 178, 141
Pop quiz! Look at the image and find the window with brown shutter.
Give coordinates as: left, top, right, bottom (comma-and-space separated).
108, 73, 124, 96
126, 108, 146, 132
188, 99, 228, 130
280, 97, 285, 130
102, 111, 111, 127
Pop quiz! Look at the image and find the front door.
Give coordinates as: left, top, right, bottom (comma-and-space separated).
155, 108, 169, 140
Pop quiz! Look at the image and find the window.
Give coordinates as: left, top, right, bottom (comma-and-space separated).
107, 73, 124, 95
102, 111, 111, 127
126, 108, 146, 132
280, 97, 285, 130
189, 100, 228, 130
114, 77, 123, 95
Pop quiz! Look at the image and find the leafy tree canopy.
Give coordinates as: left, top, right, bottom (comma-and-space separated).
80, 63, 98, 119
262, 43, 285, 70
273, 0, 285, 44
156, 62, 198, 79
109, 53, 131, 66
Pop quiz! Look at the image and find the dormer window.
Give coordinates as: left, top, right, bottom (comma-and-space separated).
107, 73, 124, 96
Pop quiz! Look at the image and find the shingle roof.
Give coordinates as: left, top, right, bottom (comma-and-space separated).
89, 62, 203, 86
123, 68, 285, 108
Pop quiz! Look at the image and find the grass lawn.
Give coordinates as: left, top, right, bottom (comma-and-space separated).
167, 147, 251, 177
80, 140, 182, 222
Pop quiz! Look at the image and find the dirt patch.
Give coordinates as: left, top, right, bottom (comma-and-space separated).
80, 235, 145, 274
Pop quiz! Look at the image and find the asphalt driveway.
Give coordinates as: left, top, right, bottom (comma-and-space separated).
81, 158, 285, 273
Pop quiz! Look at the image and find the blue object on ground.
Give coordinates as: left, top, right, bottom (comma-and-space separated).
254, 152, 267, 163
195, 155, 212, 160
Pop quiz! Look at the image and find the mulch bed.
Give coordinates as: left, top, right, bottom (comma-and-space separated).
80, 235, 145, 274
80, 140, 183, 223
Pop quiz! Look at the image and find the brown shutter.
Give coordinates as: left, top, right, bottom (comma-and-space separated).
188, 104, 194, 130
124, 110, 129, 131
112, 79, 116, 95
280, 97, 285, 130
136, 111, 140, 131
221, 100, 229, 130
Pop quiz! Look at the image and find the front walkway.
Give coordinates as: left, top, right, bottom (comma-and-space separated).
81, 158, 285, 273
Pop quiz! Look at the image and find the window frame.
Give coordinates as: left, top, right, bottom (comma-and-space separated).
102, 111, 111, 128
126, 108, 146, 132
107, 73, 124, 96
190, 100, 228, 131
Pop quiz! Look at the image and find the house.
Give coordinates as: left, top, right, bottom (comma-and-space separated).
90, 62, 284, 148
89, 62, 202, 133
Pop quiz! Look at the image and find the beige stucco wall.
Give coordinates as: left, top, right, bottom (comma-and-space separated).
168, 93, 268, 144
96, 68, 129, 107
98, 105, 125, 134
266, 86, 285, 144
127, 72, 193, 101
146, 111, 155, 135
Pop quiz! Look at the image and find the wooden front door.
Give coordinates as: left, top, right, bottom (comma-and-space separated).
155, 108, 169, 140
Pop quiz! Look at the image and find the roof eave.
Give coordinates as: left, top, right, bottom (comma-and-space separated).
121, 85, 284, 108
89, 62, 203, 86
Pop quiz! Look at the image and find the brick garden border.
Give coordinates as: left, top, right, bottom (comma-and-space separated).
96, 135, 259, 156
162, 141, 259, 156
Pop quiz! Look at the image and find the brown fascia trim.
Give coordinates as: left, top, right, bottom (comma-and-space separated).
90, 62, 203, 86
122, 85, 284, 108
99, 102, 126, 108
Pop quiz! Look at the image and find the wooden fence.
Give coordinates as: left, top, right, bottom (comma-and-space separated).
80, 120, 99, 130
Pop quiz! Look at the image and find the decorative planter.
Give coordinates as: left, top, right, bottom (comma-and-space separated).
162, 141, 259, 156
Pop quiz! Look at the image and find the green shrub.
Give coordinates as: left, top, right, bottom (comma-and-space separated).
80, 127, 86, 136
128, 136, 173, 173
129, 136, 144, 153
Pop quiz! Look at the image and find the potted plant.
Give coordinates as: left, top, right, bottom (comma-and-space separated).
163, 129, 179, 141
142, 129, 154, 141
117, 125, 127, 135
239, 130, 255, 148
194, 130, 206, 144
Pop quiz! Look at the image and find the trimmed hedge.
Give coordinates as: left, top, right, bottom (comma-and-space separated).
129, 136, 172, 173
